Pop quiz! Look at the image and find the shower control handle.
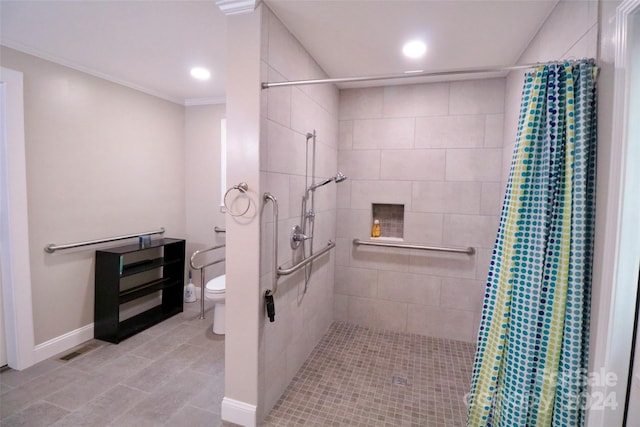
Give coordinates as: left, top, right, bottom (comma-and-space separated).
293, 233, 311, 241
290, 225, 310, 249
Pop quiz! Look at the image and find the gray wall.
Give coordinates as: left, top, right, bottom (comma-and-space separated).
185, 104, 227, 283
0, 46, 186, 345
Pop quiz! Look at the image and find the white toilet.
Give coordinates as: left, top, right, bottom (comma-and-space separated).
205, 274, 226, 334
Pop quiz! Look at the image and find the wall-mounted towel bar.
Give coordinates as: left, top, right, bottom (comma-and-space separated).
214, 226, 226, 233
278, 241, 336, 276
190, 244, 226, 320
45, 228, 166, 253
352, 238, 475, 255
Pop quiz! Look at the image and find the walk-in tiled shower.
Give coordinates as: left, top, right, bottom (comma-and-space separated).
263, 322, 475, 426
257, 4, 498, 423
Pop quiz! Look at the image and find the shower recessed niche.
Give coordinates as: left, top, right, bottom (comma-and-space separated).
372, 203, 404, 239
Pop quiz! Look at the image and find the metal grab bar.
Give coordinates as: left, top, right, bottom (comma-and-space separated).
190, 244, 226, 320
44, 228, 165, 253
352, 238, 475, 255
214, 226, 226, 233
263, 193, 278, 294
278, 241, 335, 276
190, 245, 226, 270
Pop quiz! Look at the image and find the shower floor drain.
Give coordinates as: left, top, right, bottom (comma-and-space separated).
391, 376, 408, 386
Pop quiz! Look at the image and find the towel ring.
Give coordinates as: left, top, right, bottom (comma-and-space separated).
224, 182, 251, 217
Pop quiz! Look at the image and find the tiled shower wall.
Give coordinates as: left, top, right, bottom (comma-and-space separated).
334, 79, 505, 342
258, 6, 339, 419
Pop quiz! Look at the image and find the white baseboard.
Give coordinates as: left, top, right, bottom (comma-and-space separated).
32, 323, 94, 364
221, 397, 257, 427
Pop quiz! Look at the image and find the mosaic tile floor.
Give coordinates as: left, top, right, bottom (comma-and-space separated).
262, 321, 476, 427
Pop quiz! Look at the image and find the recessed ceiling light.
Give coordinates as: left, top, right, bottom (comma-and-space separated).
402, 41, 427, 58
190, 67, 211, 80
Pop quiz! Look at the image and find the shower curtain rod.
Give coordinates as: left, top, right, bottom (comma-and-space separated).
261, 61, 569, 89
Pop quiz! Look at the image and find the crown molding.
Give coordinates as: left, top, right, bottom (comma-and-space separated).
184, 96, 226, 106
216, 0, 258, 16
1, 40, 184, 105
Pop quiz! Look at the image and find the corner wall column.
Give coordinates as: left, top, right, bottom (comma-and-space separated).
221, 5, 263, 427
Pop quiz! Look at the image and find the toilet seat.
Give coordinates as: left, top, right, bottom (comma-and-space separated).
205, 274, 226, 294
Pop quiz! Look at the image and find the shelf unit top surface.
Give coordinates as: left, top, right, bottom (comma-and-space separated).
96, 238, 184, 255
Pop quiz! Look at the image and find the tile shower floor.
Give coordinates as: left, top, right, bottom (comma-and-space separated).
262, 322, 476, 427
1, 310, 475, 427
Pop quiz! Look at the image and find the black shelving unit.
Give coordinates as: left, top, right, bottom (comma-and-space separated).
94, 238, 185, 343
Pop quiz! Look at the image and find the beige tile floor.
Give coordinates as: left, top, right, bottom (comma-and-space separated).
0, 301, 225, 427
1, 307, 475, 427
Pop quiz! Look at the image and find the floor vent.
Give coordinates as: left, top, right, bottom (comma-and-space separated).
391, 376, 408, 386
59, 342, 101, 361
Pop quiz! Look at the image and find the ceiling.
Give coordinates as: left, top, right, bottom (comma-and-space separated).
0, 0, 559, 105
266, 0, 558, 85
0, 0, 227, 105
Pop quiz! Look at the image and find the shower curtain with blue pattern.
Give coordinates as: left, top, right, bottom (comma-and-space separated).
466, 59, 597, 427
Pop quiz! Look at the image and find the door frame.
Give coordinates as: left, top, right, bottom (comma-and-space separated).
588, 0, 640, 425
0, 67, 35, 370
